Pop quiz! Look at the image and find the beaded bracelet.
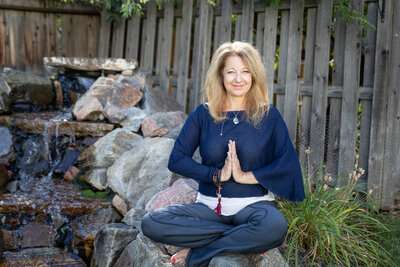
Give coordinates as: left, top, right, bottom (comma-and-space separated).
212, 168, 223, 215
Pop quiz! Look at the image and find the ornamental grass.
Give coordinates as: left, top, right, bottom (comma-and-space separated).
278, 150, 392, 266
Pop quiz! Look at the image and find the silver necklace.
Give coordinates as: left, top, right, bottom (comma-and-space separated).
232, 111, 240, 124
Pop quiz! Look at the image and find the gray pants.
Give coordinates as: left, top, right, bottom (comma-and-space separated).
141, 201, 288, 267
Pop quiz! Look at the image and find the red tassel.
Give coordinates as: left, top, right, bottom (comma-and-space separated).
214, 197, 222, 215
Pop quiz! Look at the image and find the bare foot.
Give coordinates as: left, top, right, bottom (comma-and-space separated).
171, 248, 190, 266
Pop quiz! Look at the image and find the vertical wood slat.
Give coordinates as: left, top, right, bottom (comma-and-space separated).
234, 15, 242, 41
159, 1, 174, 93
276, 10, 289, 113
142, 1, 157, 71
171, 17, 182, 99
155, 18, 164, 75
326, 15, 346, 177
0, 9, 5, 67
382, 0, 400, 209
190, 0, 213, 111
283, 1, 304, 143
213, 16, 222, 52
358, 3, 378, 189
255, 12, 265, 54
337, 0, 365, 180
262, 6, 278, 108
220, 0, 232, 43
299, 7, 317, 164
190, 16, 200, 107
176, 0, 193, 110
240, 0, 254, 43
98, 11, 111, 57
125, 14, 141, 60
111, 19, 126, 58
309, 0, 333, 170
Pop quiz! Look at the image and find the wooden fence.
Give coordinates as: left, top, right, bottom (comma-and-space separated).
0, 0, 399, 210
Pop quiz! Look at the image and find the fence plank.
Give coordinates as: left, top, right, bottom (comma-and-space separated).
337, 0, 364, 180
190, 0, 213, 111
299, 7, 317, 164
213, 16, 222, 52
358, 3, 378, 189
176, 0, 193, 110
141, 1, 157, 71
155, 18, 164, 75
276, 10, 289, 113
125, 14, 141, 60
381, 1, 399, 209
309, 0, 333, 170
234, 15, 242, 41
98, 11, 111, 57
326, 16, 346, 177
0, 10, 5, 67
220, 0, 232, 43
283, 0, 304, 143
240, 0, 254, 43
255, 12, 264, 54
111, 19, 126, 58
159, 1, 174, 93
171, 17, 182, 99
262, 6, 278, 104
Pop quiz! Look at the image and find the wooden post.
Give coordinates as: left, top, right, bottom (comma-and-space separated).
337, 0, 364, 181
142, 1, 157, 72
299, 7, 317, 164
309, 0, 333, 171
240, 0, 254, 43
220, 0, 232, 43
159, 1, 174, 93
98, 11, 111, 58
125, 14, 141, 60
111, 19, 126, 58
276, 10, 289, 113
283, 0, 304, 143
262, 6, 278, 105
176, 0, 193, 110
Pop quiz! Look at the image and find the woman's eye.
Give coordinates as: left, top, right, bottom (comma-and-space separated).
243, 70, 250, 73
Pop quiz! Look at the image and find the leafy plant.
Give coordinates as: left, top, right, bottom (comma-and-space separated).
279, 149, 392, 266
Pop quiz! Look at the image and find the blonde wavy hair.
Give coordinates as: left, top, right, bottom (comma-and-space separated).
202, 41, 269, 126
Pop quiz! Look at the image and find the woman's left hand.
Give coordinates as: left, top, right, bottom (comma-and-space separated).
228, 140, 259, 184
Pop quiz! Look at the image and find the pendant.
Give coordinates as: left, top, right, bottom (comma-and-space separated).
233, 116, 239, 124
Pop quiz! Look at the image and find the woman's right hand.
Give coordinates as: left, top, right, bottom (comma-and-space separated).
220, 151, 232, 182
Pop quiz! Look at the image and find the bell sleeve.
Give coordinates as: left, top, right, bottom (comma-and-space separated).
251, 109, 306, 202
168, 105, 216, 183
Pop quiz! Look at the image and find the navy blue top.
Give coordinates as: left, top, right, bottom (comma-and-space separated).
168, 104, 305, 202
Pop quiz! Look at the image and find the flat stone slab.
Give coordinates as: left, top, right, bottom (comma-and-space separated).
0, 111, 114, 136
0, 247, 86, 266
43, 57, 138, 71
0, 178, 110, 216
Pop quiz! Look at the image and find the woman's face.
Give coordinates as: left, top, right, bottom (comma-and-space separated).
222, 55, 252, 100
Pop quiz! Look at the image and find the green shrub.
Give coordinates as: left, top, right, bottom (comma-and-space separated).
279, 150, 392, 266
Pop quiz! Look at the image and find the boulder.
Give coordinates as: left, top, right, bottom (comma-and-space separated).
21, 222, 57, 248
119, 107, 148, 132
142, 86, 184, 114
102, 104, 128, 123
90, 223, 138, 267
133, 233, 173, 267
0, 229, 20, 251
163, 124, 183, 139
0, 77, 11, 113
113, 240, 137, 267
0, 164, 10, 187
1, 69, 53, 108
141, 111, 187, 137
122, 208, 147, 230
0, 126, 13, 157
84, 168, 108, 190
112, 194, 129, 215
72, 77, 143, 121
78, 128, 142, 170
145, 178, 198, 212
107, 137, 175, 209
43, 57, 138, 72
70, 207, 122, 263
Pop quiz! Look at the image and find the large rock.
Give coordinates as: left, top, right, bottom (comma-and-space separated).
145, 178, 198, 212
0, 77, 11, 112
0, 112, 115, 137
133, 233, 173, 267
107, 137, 175, 209
21, 222, 57, 248
141, 111, 187, 137
0, 229, 20, 251
0, 164, 10, 187
78, 128, 142, 170
113, 240, 137, 267
90, 223, 138, 267
72, 77, 143, 121
119, 107, 148, 132
84, 168, 108, 190
0, 127, 12, 157
70, 207, 122, 263
43, 57, 138, 72
208, 249, 288, 267
142, 86, 184, 114
1, 69, 53, 107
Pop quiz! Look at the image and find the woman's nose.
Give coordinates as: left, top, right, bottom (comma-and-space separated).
235, 73, 243, 82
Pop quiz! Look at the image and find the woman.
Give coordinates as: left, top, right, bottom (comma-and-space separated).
141, 41, 305, 267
